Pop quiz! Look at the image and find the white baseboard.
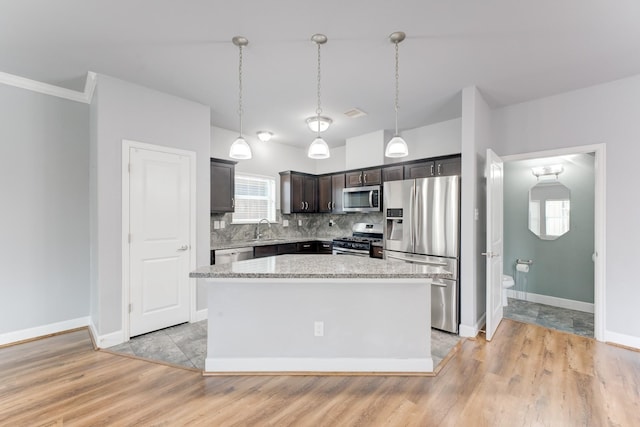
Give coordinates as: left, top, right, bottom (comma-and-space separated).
194, 309, 208, 322
604, 330, 640, 350
88, 317, 125, 349
0, 316, 90, 346
459, 313, 486, 338
205, 357, 434, 373
507, 290, 594, 313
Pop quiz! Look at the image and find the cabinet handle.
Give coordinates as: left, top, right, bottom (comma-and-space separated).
363, 173, 367, 183
358, 173, 362, 184
437, 164, 442, 175
231, 197, 234, 208
305, 201, 309, 210
430, 164, 434, 175
328, 202, 332, 210
301, 201, 305, 210
332, 202, 335, 209
303, 244, 311, 248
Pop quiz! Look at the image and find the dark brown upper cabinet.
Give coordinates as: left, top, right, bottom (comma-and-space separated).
280, 171, 317, 214
345, 168, 381, 188
318, 173, 345, 213
210, 158, 237, 213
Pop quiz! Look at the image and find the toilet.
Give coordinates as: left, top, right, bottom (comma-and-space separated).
502, 275, 515, 306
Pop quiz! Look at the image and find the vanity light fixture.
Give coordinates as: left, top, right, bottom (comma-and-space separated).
256, 131, 273, 142
385, 31, 409, 158
307, 33, 330, 159
229, 36, 252, 160
305, 115, 332, 133
531, 164, 564, 179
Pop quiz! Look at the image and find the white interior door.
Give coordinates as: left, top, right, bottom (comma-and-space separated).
129, 146, 191, 337
485, 149, 504, 341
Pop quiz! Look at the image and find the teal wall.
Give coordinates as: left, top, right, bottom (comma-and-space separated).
503, 154, 594, 303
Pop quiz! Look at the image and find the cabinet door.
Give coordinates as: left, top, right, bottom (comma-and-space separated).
331, 173, 345, 213
254, 245, 278, 258
362, 168, 381, 185
345, 171, 363, 187
404, 161, 435, 179
318, 175, 332, 213
210, 159, 236, 212
296, 241, 317, 253
318, 241, 333, 254
290, 173, 305, 213
382, 165, 404, 182
303, 175, 317, 212
435, 157, 462, 176
277, 243, 297, 255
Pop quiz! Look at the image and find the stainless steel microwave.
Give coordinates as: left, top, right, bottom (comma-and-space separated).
343, 185, 381, 212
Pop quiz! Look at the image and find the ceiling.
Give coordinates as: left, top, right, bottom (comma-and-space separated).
2, 1, 640, 149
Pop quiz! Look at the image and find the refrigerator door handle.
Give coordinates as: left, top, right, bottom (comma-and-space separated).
386, 254, 447, 267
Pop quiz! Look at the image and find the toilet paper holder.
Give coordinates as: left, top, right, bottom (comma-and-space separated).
516, 259, 533, 265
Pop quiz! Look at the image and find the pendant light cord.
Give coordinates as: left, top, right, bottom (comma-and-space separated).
238, 43, 244, 136
394, 40, 400, 136
316, 41, 322, 138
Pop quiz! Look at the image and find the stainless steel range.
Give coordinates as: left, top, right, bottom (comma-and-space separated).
332, 223, 383, 257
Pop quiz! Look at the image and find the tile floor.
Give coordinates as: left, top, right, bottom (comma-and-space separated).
503, 298, 594, 338
108, 320, 461, 371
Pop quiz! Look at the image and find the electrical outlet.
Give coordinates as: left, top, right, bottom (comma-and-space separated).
213, 221, 220, 230
314, 321, 324, 337
474, 208, 479, 221
283, 219, 289, 227
220, 220, 226, 229
298, 219, 302, 226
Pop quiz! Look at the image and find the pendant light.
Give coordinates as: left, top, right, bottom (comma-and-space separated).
229, 36, 252, 160
385, 31, 409, 158
308, 34, 330, 159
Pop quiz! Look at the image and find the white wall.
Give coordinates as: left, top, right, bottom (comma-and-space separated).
492, 74, 640, 345
459, 86, 492, 336
345, 130, 388, 169
388, 118, 462, 164
0, 83, 90, 335
90, 74, 211, 338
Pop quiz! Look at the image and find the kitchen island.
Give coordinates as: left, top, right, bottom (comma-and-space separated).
190, 254, 452, 375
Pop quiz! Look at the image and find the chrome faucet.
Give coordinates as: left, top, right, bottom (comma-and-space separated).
255, 218, 271, 239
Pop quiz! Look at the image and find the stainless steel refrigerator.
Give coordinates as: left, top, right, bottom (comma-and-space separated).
383, 176, 460, 333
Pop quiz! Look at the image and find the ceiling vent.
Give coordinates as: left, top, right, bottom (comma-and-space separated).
343, 108, 367, 119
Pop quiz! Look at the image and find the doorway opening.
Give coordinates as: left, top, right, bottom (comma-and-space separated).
501, 144, 605, 341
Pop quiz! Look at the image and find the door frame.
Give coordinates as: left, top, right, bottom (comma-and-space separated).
501, 143, 605, 341
121, 139, 197, 341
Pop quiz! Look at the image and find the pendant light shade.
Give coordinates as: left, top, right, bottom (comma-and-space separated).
229, 136, 252, 159
308, 34, 330, 159
385, 31, 408, 158
229, 36, 252, 160
308, 136, 330, 159
385, 135, 409, 158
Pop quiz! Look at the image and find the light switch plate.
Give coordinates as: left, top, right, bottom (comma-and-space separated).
220, 220, 225, 229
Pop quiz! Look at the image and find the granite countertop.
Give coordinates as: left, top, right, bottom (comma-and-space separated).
211, 237, 334, 251
190, 254, 453, 279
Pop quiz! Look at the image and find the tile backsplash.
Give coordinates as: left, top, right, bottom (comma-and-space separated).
211, 210, 384, 246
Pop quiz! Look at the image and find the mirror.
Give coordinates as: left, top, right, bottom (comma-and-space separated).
528, 180, 570, 240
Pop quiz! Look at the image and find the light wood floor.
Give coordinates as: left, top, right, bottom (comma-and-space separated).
1, 319, 639, 426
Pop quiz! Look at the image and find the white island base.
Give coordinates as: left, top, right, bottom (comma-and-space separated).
204, 277, 433, 375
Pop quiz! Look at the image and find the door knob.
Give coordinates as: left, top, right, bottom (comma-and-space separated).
178, 245, 189, 251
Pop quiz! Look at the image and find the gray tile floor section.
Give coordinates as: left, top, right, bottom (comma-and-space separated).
503, 298, 594, 338
108, 321, 461, 371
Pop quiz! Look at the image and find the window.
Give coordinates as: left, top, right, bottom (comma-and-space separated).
545, 199, 570, 237
232, 174, 276, 223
